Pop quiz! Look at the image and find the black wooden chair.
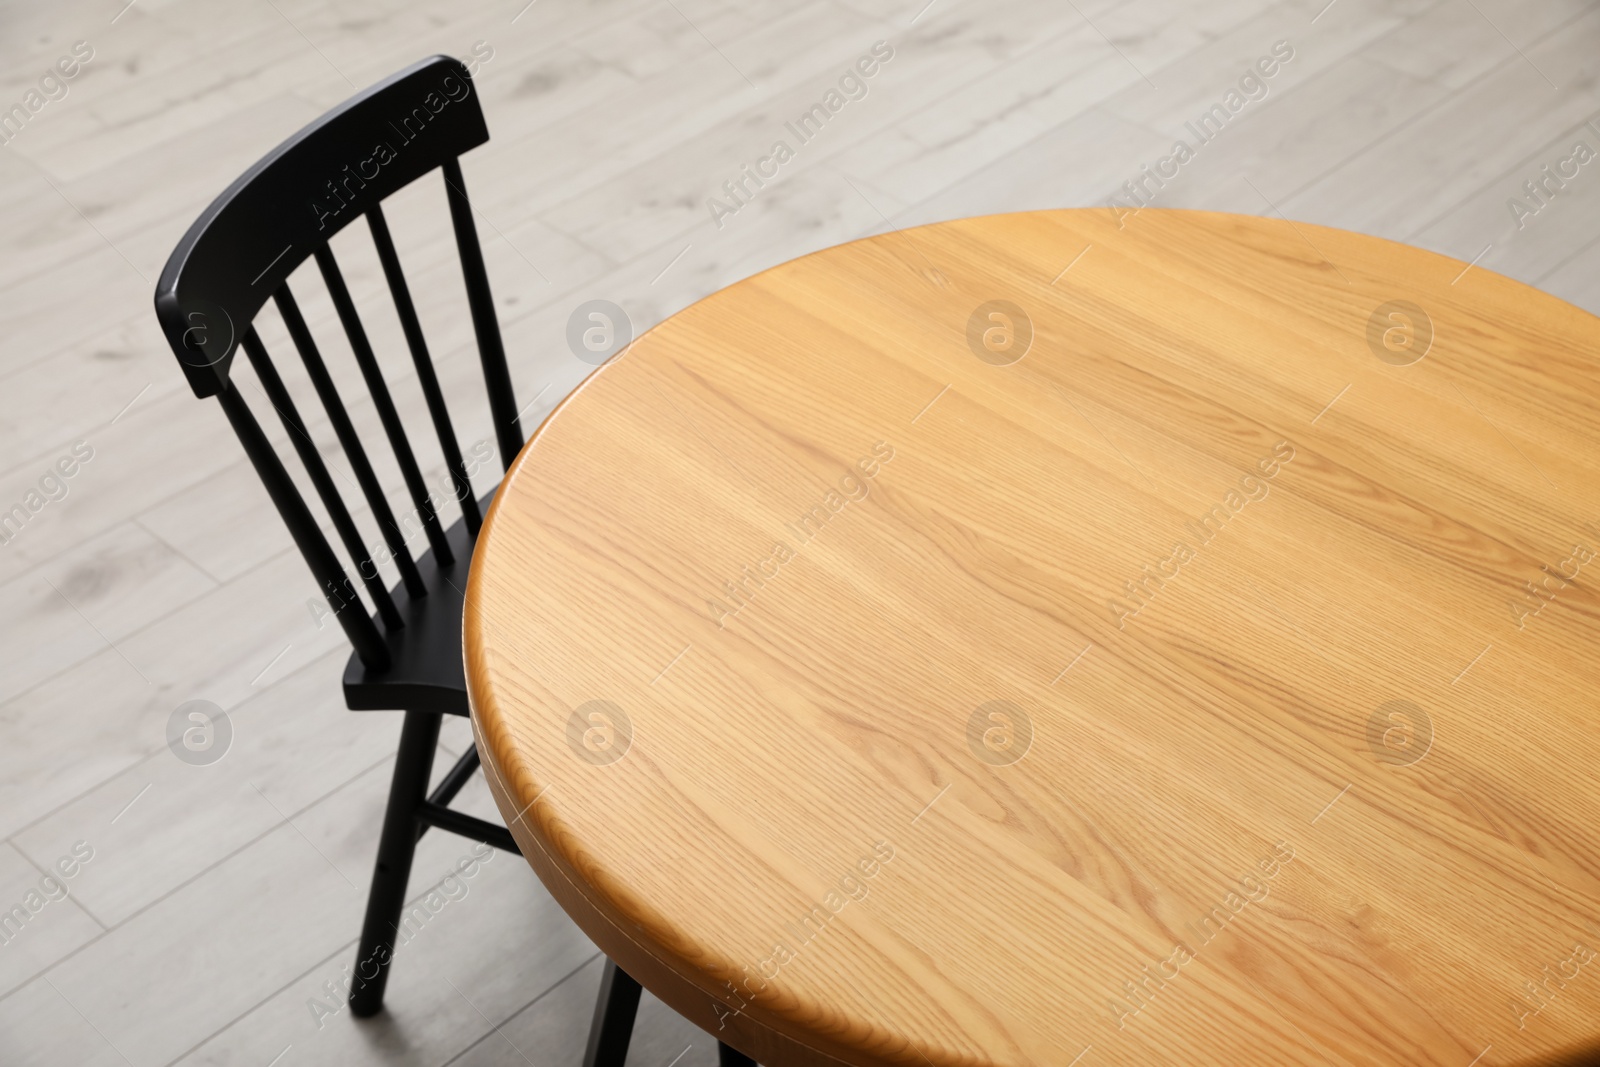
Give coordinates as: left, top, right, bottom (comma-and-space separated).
153, 55, 755, 1067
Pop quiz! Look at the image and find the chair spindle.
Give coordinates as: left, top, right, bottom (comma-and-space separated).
314, 243, 454, 566
441, 156, 521, 472
274, 284, 428, 598
215, 380, 391, 670
240, 328, 404, 630
366, 203, 482, 536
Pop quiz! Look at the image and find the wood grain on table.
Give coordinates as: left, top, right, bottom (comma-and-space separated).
467, 209, 1600, 1067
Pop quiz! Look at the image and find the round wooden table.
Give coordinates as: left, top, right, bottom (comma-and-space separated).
465, 210, 1600, 1067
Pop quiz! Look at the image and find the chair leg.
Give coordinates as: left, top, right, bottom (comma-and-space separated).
584, 959, 642, 1067
349, 709, 442, 1017
718, 1041, 758, 1067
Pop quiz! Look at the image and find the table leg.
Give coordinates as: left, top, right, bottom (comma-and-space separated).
584, 958, 642, 1067
718, 1041, 758, 1066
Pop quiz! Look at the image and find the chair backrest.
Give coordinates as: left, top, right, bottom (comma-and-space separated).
154, 55, 521, 673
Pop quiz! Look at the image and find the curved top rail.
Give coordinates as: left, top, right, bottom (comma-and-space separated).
154, 54, 488, 397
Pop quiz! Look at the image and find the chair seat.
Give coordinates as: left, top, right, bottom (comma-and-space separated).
342, 489, 494, 716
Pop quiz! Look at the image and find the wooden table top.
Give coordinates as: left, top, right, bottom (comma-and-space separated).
465, 209, 1600, 1067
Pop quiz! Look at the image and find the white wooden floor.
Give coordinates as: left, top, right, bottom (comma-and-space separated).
1, 0, 1597, 1064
